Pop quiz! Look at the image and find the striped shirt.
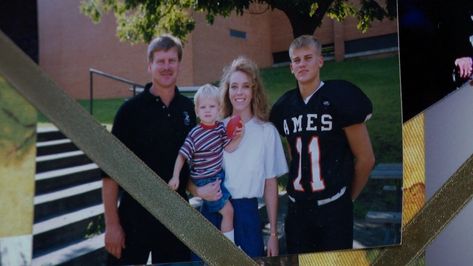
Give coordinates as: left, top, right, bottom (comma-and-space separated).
179, 121, 231, 179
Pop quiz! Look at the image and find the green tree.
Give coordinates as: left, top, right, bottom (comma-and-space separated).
80, 0, 396, 44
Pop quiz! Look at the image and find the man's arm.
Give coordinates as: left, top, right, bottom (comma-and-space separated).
344, 123, 375, 200
102, 177, 125, 258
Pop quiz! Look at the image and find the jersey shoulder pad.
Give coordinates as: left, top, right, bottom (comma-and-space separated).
272, 88, 298, 108
322, 80, 373, 127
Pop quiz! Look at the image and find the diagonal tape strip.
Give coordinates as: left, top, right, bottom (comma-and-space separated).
373, 152, 473, 265
0, 31, 256, 266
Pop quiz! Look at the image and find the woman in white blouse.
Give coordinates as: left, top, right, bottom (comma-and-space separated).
190, 56, 288, 257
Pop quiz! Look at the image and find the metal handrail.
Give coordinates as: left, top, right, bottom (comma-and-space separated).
89, 68, 144, 114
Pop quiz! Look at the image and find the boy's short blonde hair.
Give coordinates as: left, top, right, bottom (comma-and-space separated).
194, 84, 221, 108
289, 35, 322, 58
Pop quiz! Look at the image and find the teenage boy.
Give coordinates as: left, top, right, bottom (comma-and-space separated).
270, 35, 375, 254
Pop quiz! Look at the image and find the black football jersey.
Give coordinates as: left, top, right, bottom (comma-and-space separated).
270, 80, 372, 201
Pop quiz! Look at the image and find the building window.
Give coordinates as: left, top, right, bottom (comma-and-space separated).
229, 29, 246, 39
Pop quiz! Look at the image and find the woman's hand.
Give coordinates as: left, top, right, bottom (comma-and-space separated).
232, 123, 245, 140
266, 234, 279, 256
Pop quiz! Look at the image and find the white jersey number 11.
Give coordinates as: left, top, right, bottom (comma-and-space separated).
293, 137, 326, 192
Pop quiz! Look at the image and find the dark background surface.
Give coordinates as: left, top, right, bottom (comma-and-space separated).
0, 0, 38, 62
398, 0, 473, 121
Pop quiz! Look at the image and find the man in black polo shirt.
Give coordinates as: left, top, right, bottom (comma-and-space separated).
102, 35, 196, 265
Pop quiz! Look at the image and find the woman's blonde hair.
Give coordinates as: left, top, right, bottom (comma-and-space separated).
219, 56, 269, 121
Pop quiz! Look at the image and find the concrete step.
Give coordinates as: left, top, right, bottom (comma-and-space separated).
32, 234, 106, 266
33, 204, 104, 258
364, 211, 402, 244
58, 245, 106, 266
33, 127, 107, 264
37, 139, 78, 156
34, 181, 102, 223
370, 163, 402, 180
35, 163, 100, 195
36, 151, 93, 173
365, 211, 402, 224
37, 127, 67, 142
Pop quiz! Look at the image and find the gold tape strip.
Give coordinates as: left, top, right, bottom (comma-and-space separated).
299, 249, 371, 265
373, 115, 473, 265
0, 31, 256, 266
401, 115, 426, 226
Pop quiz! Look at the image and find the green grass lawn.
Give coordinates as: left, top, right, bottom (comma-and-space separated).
39, 54, 402, 164
37, 98, 124, 124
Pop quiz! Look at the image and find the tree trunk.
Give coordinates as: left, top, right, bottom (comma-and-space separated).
278, 0, 335, 38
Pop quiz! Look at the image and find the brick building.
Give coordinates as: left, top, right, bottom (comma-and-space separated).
38, 0, 398, 99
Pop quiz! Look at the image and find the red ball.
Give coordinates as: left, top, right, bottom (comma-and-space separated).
226, 115, 242, 138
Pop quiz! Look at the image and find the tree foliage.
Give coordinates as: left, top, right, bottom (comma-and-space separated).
80, 0, 396, 44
